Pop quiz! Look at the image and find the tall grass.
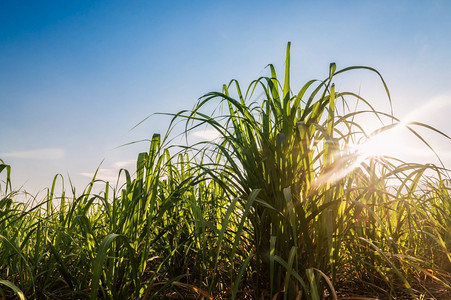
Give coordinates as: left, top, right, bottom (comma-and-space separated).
1, 43, 450, 299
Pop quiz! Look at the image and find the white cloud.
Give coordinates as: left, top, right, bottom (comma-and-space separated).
80, 168, 122, 183
80, 160, 136, 183
114, 160, 135, 168
401, 94, 451, 124
191, 129, 221, 141
0, 148, 65, 159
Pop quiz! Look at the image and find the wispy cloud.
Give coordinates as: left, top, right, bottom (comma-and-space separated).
80, 168, 121, 183
191, 129, 221, 141
114, 160, 135, 169
80, 160, 136, 183
0, 148, 65, 159
401, 94, 451, 124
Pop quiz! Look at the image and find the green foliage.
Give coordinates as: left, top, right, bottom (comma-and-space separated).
0, 44, 450, 299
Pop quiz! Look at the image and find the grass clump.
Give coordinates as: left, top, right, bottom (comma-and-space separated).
1, 43, 450, 299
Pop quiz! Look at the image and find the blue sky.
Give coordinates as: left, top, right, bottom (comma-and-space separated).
1, 0, 451, 195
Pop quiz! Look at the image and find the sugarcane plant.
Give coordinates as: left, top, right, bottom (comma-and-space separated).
0, 43, 450, 299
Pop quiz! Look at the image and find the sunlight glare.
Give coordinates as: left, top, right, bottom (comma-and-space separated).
355, 95, 451, 161
355, 125, 407, 159
313, 95, 451, 187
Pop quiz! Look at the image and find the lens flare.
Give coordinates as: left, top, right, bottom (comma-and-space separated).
314, 95, 451, 186
354, 125, 406, 159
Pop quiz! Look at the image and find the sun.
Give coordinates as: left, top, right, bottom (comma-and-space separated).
355, 125, 408, 160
